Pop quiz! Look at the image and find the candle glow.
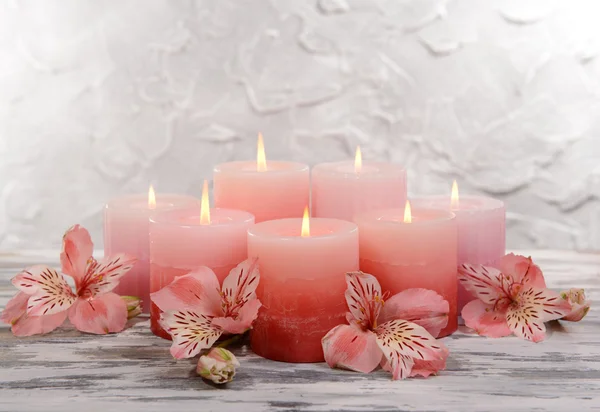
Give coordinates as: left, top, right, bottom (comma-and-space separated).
257, 133, 267, 172
354, 146, 362, 174
148, 185, 156, 210
404, 200, 412, 223
301, 206, 310, 237
451, 180, 459, 209
200, 180, 211, 225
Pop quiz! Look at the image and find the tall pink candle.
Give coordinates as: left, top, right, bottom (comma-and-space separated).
149, 206, 254, 339
104, 192, 199, 313
214, 153, 309, 222
312, 150, 407, 221
413, 194, 505, 313
354, 207, 458, 337
248, 215, 359, 363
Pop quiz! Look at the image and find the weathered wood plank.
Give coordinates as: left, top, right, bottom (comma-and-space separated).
0, 251, 599, 411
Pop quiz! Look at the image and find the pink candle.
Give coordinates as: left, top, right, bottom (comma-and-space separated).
149, 183, 254, 339
354, 204, 458, 337
312, 148, 407, 221
214, 134, 309, 222
104, 189, 199, 313
248, 210, 359, 363
413, 184, 505, 314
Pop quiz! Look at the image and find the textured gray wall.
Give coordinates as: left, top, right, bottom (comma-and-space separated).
1, 0, 599, 251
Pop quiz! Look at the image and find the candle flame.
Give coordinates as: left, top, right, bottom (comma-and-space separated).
301, 206, 310, 237
451, 180, 459, 209
257, 133, 267, 172
148, 185, 156, 210
355, 146, 362, 174
404, 200, 412, 223
200, 179, 211, 225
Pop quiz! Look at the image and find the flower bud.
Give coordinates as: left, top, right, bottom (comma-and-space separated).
196, 348, 240, 384
121, 296, 142, 320
560, 288, 590, 322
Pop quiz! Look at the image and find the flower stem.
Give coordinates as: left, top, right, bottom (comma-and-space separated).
216, 334, 243, 348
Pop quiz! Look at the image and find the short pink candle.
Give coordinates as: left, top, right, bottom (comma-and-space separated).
149, 207, 254, 339
312, 151, 407, 221
248, 216, 359, 363
354, 207, 458, 337
413, 193, 505, 313
104, 193, 199, 313
214, 161, 309, 222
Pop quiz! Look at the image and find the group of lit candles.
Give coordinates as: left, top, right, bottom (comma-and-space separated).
104, 135, 505, 363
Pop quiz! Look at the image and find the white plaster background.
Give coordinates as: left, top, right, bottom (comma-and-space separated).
1, 0, 600, 251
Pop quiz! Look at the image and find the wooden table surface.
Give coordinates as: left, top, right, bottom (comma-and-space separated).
0, 250, 598, 412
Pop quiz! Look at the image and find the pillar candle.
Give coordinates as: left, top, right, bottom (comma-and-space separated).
214, 161, 309, 222
354, 206, 458, 337
412, 193, 505, 314
248, 214, 359, 363
312, 149, 407, 221
104, 192, 199, 313
149, 206, 254, 339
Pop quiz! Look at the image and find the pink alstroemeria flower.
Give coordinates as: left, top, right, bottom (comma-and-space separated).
1, 225, 136, 336
151, 258, 261, 359
459, 254, 572, 342
322, 271, 450, 380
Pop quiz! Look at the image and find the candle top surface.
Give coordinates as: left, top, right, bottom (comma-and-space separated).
106, 193, 199, 211
412, 195, 504, 212
150, 207, 254, 227
248, 217, 357, 239
214, 160, 309, 174
312, 160, 405, 178
355, 207, 455, 226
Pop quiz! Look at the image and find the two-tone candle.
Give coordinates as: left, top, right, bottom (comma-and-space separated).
149, 181, 254, 339
104, 188, 199, 313
214, 134, 309, 222
312, 147, 407, 221
354, 203, 458, 337
248, 208, 359, 363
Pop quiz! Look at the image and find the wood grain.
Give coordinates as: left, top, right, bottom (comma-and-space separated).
0, 250, 598, 411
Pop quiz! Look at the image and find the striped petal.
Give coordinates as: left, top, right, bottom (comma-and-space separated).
506, 287, 572, 342
220, 258, 260, 318
459, 263, 510, 305
375, 319, 447, 380
80, 254, 137, 297
345, 271, 383, 328
12, 266, 76, 316
160, 310, 223, 359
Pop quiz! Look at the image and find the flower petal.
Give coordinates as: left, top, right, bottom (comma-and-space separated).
506, 287, 572, 342
12, 266, 76, 316
60, 224, 93, 285
81, 254, 137, 296
220, 258, 260, 313
68, 292, 128, 334
411, 345, 450, 378
375, 319, 447, 380
498, 254, 546, 288
461, 299, 512, 338
560, 288, 590, 322
2, 292, 68, 336
159, 310, 223, 359
150, 267, 222, 315
379, 288, 449, 338
211, 299, 262, 335
322, 324, 382, 373
345, 271, 383, 327
458, 263, 509, 305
